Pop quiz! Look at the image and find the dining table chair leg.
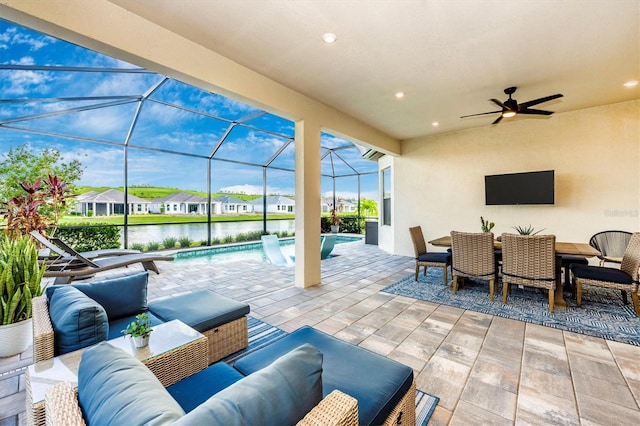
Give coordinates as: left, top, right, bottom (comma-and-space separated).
488, 279, 495, 301
632, 292, 640, 316
548, 289, 555, 313
414, 265, 419, 281
502, 282, 509, 303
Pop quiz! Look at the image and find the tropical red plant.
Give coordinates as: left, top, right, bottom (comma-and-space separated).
2, 175, 71, 237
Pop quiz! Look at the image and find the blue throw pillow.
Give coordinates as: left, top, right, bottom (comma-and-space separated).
175, 344, 323, 426
71, 271, 149, 320
78, 342, 185, 425
48, 286, 108, 355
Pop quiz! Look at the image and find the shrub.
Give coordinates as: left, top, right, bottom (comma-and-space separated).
131, 243, 145, 251
223, 235, 234, 244
162, 237, 177, 249
56, 225, 121, 251
178, 237, 192, 248
147, 241, 160, 251
199, 239, 208, 246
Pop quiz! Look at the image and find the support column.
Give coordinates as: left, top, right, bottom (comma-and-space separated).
294, 119, 321, 288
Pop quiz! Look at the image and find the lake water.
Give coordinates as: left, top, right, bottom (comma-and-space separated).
123, 219, 296, 246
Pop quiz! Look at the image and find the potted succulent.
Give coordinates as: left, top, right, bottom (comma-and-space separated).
0, 234, 46, 357
480, 216, 495, 233
122, 312, 153, 348
330, 209, 341, 233
513, 225, 545, 235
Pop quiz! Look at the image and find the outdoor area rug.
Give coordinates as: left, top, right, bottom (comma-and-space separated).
225, 316, 439, 425
382, 268, 640, 346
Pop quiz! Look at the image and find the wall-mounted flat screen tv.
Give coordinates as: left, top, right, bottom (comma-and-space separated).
485, 170, 554, 205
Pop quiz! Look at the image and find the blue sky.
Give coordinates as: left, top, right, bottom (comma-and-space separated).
0, 18, 379, 200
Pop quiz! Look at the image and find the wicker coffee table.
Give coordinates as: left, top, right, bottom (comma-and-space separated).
25, 319, 207, 426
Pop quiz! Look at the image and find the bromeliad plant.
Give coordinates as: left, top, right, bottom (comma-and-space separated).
0, 234, 46, 325
513, 224, 545, 235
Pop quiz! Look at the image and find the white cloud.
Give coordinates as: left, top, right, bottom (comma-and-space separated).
219, 184, 294, 195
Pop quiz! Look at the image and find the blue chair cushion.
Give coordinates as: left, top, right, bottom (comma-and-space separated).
46, 272, 149, 320
148, 290, 250, 332
234, 326, 413, 426
418, 252, 450, 263
167, 362, 244, 413
78, 342, 184, 425
48, 286, 108, 356
107, 312, 165, 340
174, 344, 323, 426
570, 264, 634, 284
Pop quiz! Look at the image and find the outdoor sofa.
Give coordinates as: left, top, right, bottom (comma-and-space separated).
45, 326, 415, 426
32, 271, 250, 365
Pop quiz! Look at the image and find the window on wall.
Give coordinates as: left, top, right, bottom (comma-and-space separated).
382, 167, 391, 226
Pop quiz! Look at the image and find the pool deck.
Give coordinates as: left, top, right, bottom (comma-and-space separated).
2, 239, 640, 425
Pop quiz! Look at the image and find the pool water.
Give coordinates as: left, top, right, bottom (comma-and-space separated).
174, 235, 362, 264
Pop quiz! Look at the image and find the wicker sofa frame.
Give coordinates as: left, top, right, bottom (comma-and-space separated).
45, 381, 360, 426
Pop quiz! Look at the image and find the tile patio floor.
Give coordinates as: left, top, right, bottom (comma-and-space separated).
2, 239, 640, 425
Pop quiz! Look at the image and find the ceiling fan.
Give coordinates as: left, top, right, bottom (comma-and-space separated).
461, 87, 563, 125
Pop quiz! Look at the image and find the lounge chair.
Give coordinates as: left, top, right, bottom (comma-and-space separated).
261, 235, 294, 266
30, 230, 141, 260
320, 234, 337, 259
41, 251, 174, 284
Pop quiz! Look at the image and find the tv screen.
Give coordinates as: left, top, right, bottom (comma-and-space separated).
485, 170, 554, 205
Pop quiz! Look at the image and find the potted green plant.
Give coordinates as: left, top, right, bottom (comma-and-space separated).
0, 234, 46, 357
513, 225, 545, 235
330, 209, 341, 233
121, 312, 153, 348
480, 216, 495, 233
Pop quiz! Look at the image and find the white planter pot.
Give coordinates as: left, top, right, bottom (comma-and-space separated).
330, 225, 340, 233
133, 335, 150, 348
0, 318, 33, 358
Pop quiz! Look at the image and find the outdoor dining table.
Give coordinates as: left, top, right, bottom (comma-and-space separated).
428, 235, 601, 309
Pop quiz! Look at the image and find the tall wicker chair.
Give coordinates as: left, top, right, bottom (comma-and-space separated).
409, 226, 451, 285
450, 231, 497, 300
571, 232, 640, 316
589, 230, 632, 266
501, 233, 557, 313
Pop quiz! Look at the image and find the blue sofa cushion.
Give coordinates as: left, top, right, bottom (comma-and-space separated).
46, 272, 149, 320
570, 264, 634, 284
107, 312, 165, 340
78, 342, 184, 425
167, 362, 245, 413
234, 326, 414, 426
148, 290, 250, 332
48, 286, 108, 355
174, 344, 322, 426
418, 252, 450, 263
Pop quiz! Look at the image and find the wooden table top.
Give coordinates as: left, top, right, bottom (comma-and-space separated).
428, 235, 600, 257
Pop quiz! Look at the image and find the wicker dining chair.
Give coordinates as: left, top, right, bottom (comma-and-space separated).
450, 231, 497, 300
571, 232, 640, 316
409, 226, 451, 285
501, 233, 557, 313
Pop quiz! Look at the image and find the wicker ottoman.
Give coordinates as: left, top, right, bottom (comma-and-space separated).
149, 290, 250, 364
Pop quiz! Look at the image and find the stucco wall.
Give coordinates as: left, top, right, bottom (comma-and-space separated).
381, 99, 640, 257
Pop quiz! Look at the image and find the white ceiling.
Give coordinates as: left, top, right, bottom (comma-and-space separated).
110, 0, 639, 140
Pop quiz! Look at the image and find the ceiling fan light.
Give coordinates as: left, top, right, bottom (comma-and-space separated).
502, 110, 516, 118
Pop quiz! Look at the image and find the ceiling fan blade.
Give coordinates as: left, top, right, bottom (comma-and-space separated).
519, 94, 563, 109
519, 108, 553, 115
492, 115, 503, 125
460, 110, 501, 118
491, 98, 507, 109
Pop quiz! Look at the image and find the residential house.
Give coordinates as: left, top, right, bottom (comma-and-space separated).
73, 189, 150, 216
215, 195, 252, 214
251, 195, 295, 213
149, 192, 209, 215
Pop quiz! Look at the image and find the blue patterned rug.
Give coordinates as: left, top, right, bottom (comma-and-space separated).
225, 317, 439, 425
382, 268, 640, 346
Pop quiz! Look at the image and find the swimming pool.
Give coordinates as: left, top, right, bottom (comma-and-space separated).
174, 235, 362, 264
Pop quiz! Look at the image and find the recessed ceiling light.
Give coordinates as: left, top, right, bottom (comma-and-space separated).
322, 33, 337, 44
432, 121, 439, 127
395, 92, 405, 99
623, 80, 638, 87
